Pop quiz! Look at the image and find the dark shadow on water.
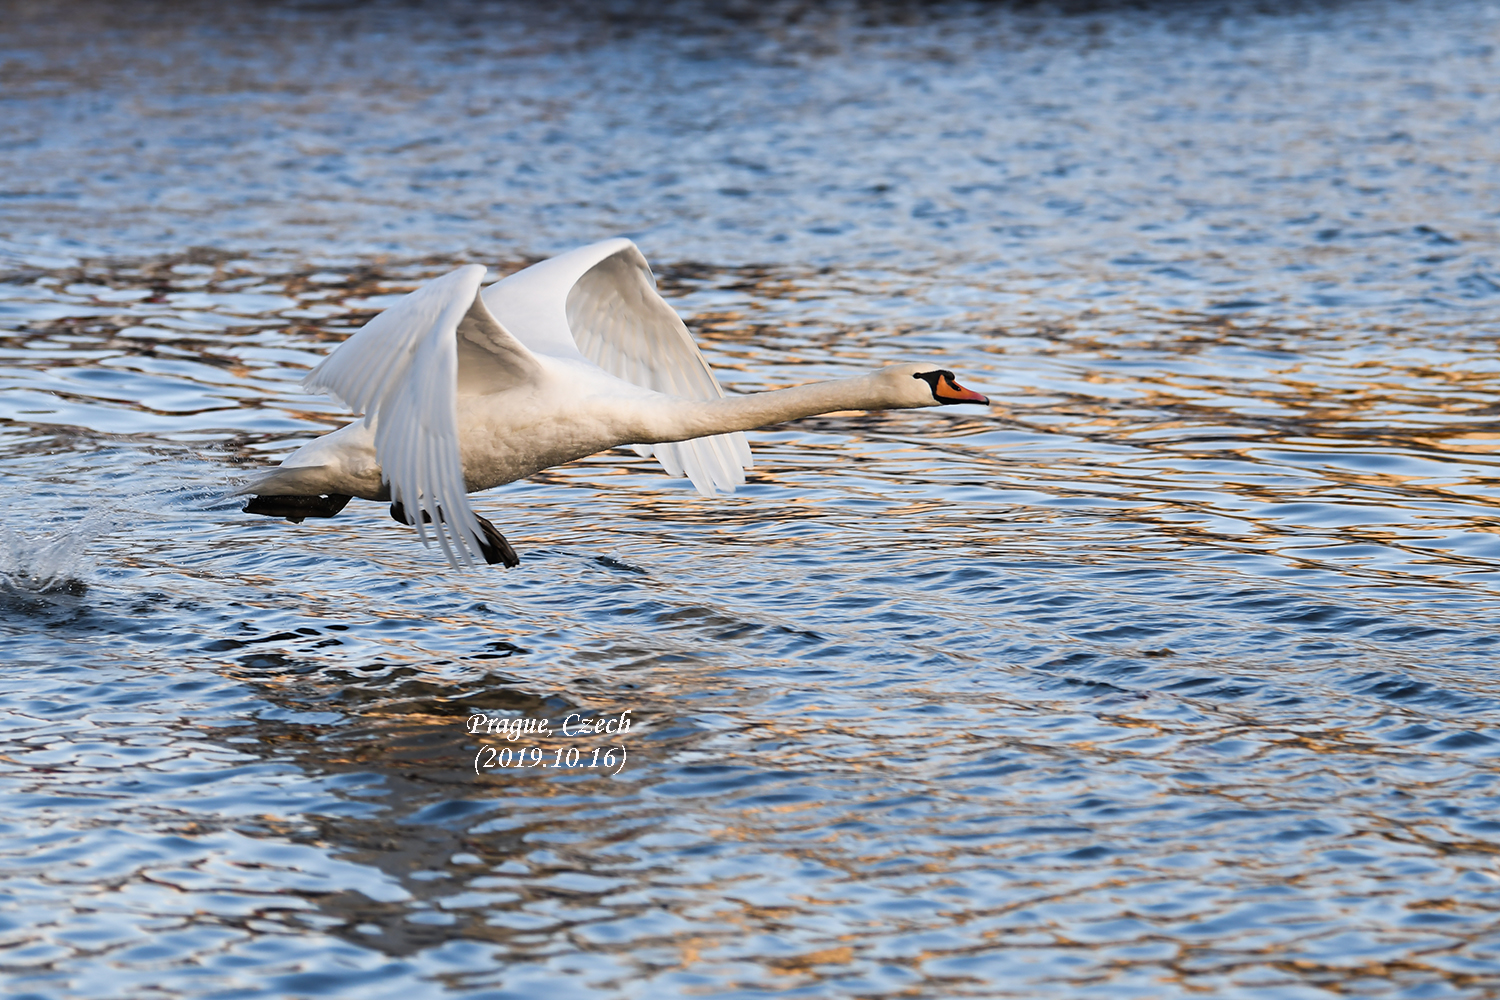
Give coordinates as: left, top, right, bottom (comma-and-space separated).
0, 0, 1407, 51
198, 649, 719, 959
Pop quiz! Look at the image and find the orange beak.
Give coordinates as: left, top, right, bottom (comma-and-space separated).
935, 375, 990, 405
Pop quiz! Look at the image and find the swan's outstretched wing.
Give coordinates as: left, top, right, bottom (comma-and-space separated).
304, 264, 538, 568
482, 238, 752, 496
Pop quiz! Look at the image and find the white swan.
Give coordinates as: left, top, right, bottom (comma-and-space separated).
240, 238, 990, 568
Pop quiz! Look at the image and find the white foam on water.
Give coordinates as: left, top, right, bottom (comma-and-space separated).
0, 514, 111, 593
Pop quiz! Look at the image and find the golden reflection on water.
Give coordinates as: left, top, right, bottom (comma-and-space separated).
4, 246, 1500, 997
6, 0, 1500, 992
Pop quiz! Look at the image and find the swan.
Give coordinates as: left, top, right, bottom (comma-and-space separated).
239, 238, 990, 568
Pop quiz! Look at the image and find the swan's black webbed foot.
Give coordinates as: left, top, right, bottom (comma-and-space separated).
390, 503, 521, 568
243, 493, 352, 524
474, 514, 521, 568
389, 501, 430, 526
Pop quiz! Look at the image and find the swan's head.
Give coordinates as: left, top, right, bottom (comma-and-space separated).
877, 363, 991, 408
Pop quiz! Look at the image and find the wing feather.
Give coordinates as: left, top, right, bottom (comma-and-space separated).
303, 264, 538, 569
485, 238, 752, 496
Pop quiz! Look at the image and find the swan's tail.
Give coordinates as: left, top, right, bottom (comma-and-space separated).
232, 464, 336, 497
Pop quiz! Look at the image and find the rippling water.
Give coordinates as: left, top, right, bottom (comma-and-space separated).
3, 1, 1500, 997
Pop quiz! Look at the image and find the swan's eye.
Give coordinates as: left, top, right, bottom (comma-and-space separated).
915, 370, 989, 405
913, 369, 954, 393
913, 369, 956, 397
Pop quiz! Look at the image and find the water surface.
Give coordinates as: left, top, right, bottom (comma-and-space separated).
2, 2, 1500, 997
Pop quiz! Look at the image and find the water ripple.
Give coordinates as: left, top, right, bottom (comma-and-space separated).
3, 1, 1500, 997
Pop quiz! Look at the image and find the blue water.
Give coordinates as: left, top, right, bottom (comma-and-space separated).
2, 2, 1500, 997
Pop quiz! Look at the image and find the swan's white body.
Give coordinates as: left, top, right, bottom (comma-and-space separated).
242, 238, 988, 566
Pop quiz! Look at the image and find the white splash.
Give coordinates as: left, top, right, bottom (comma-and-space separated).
0, 516, 109, 593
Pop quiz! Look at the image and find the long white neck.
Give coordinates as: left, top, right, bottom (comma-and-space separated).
635, 371, 912, 445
